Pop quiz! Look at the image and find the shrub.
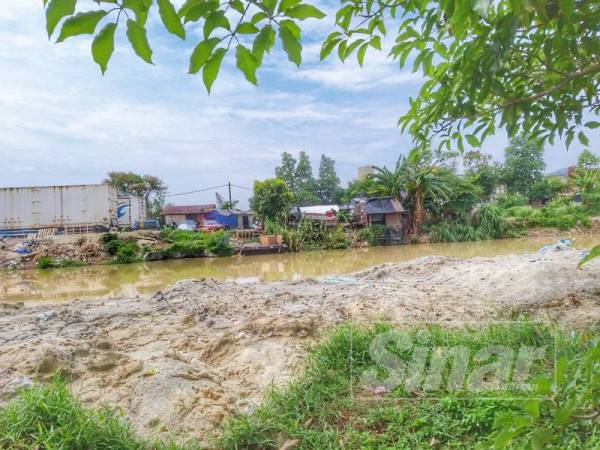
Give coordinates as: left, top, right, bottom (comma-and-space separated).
37, 256, 55, 269
429, 221, 479, 243
101, 232, 122, 255
497, 192, 528, 209
358, 224, 387, 246
474, 204, 506, 239
504, 204, 590, 230
204, 230, 234, 256
297, 219, 350, 250
57, 258, 86, 268
114, 241, 140, 264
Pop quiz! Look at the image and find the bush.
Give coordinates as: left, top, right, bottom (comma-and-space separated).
204, 230, 234, 256
429, 221, 480, 243
297, 219, 350, 250
504, 204, 590, 230
497, 192, 528, 209
101, 232, 122, 255
474, 204, 505, 239
37, 256, 55, 269
57, 258, 86, 268
358, 224, 387, 246
114, 241, 140, 264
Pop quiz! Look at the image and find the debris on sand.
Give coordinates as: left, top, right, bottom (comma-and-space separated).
0, 249, 598, 443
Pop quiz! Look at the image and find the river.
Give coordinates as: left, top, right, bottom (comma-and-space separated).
0, 235, 596, 303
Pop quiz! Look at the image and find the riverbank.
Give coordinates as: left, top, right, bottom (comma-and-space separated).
1, 219, 599, 272
1, 249, 598, 444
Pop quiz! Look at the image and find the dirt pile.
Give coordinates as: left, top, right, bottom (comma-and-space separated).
0, 249, 598, 443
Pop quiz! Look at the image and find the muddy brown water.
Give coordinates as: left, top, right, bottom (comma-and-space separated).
1, 235, 597, 303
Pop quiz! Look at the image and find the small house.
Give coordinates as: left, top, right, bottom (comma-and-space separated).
360, 197, 407, 228
161, 204, 215, 226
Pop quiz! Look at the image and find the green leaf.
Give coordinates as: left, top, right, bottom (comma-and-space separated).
279, 25, 302, 67
278, 0, 301, 13
370, 35, 381, 50
261, 0, 276, 14
531, 428, 554, 450
285, 4, 326, 20
126, 19, 153, 64
236, 22, 259, 34
236, 44, 258, 85
578, 245, 600, 267
578, 131, 589, 146
320, 38, 340, 60
189, 37, 220, 74
252, 24, 275, 64
585, 121, 600, 129
204, 11, 230, 39
357, 42, 368, 66
466, 134, 480, 147
202, 47, 226, 93
57, 11, 108, 42
523, 399, 540, 420
123, 0, 151, 25
251, 12, 268, 24
46, 0, 77, 38
179, 0, 218, 23
157, 0, 186, 39
92, 22, 117, 74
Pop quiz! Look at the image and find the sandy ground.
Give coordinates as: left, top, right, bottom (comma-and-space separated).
0, 249, 599, 443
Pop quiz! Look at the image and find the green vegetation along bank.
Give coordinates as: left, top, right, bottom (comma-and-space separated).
1, 324, 598, 449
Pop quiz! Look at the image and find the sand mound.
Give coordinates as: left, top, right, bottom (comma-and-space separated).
0, 249, 598, 442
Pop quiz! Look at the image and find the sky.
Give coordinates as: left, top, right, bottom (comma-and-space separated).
1, 1, 596, 208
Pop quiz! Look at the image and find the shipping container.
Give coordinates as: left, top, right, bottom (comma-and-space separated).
0, 184, 117, 231
117, 196, 147, 227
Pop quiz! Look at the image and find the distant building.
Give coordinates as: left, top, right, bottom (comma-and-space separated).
161, 204, 215, 226
357, 166, 375, 180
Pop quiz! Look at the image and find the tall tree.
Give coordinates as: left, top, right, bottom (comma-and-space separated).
104, 172, 167, 218
275, 152, 298, 194
316, 155, 341, 204
463, 151, 501, 201
502, 136, 546, 197
294, 151, 319, 206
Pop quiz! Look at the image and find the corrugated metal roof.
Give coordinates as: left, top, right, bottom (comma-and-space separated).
362, 197, 405, 214
161, 204, 215, 215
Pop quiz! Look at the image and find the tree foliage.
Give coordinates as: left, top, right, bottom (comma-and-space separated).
502, 135, 546, 197
316, 154, 342, 204
104, 171, 167, 218
250, 177, 293, 223
42, 0, 600, 148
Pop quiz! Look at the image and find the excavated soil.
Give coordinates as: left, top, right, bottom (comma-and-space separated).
0, 249, 599, 443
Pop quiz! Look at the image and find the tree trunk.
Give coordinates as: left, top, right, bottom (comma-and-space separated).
412, 189, 424, 234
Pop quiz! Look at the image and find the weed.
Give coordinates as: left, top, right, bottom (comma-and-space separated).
36, 256, 55, 269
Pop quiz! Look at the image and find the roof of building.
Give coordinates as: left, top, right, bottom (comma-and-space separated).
161, 204, 216, 215
362, 197, 405, 214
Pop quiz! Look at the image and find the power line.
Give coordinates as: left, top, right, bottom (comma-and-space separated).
165, 183, 252, 198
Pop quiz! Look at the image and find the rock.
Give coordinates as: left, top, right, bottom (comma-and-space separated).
37, 310, 56, 323
0, 376, 33, 401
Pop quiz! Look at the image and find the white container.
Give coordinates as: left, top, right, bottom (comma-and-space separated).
117, 196, 147, 226
0, 184, 117, 230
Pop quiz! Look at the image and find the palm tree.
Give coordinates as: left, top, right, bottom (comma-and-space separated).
370, 158, 406, 199
215, 192, 239, 211
371, 147, 457, 234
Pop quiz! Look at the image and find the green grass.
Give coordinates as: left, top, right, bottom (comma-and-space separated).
218, 323, 598, 449
37, 256, 87, 269
503, 204, 591, 230
2, 324, 597, 449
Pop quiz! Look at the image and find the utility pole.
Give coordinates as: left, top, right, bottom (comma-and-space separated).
228, 182, 232, 207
